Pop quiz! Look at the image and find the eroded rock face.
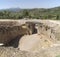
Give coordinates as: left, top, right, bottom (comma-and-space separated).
0, 20, 60, 44
0, 20, 60, 47
0, 20, 31, 45
0, 20, 60, 57
36, 20, 60, 41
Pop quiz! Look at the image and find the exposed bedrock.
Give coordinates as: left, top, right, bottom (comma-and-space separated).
0, 20, 60, 47
0, 20, 31, 45
26, 20, 59, 41
0, 20, 60, 57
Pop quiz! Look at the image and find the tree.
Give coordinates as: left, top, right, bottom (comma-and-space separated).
23, 10, 29, 18
56, 15, 59, 20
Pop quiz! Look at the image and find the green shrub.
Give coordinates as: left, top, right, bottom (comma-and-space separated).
56, 55, 60, 57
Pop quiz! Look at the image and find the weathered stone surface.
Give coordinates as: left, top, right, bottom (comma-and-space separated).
19, 34, 54, 52
0, 20, 60, 57
0, 20, 30, 45
0, 20, 60, 45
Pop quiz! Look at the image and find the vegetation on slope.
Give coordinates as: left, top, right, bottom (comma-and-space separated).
0, 7, 60, 19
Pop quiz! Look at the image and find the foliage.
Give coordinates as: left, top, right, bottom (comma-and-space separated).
0, 7, 60, 20
56, 55, 60, 57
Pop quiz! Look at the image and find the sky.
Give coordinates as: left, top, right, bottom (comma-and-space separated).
0, 0, 60, 9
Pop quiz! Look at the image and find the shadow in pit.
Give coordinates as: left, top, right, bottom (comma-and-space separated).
32, 27, 37, 34
5, 35, 23, 48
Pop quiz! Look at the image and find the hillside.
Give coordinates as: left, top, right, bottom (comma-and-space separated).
0, 7, 60, 19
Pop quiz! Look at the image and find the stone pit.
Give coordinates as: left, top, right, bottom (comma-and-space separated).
0, 19, 60, 54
